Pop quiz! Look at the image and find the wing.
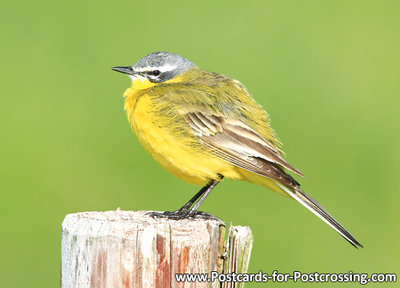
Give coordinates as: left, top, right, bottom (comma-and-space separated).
185, 111, 303, 188
147, 72, 302, 186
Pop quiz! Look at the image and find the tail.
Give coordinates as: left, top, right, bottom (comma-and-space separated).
277, 183, 363, 248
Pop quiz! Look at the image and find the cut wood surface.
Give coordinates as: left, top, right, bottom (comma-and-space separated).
61, 210, 253, 288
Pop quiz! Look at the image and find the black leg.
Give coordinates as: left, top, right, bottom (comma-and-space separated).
188, 179, 220, 216
149, 176, 223, 220
175, 181, 215, 213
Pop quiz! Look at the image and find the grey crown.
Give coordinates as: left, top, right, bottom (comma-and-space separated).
133, 52, 197, 83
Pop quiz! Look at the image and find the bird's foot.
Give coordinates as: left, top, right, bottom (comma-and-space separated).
147, 209, 224, 223
147, 209, 190, 220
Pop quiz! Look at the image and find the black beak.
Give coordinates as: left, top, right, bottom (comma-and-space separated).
111, 66, 135, 75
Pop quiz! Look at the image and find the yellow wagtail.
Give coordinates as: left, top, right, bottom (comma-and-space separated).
112, 52, 362, 248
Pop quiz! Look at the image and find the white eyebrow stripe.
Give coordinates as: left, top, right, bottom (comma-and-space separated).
133, 64, 177, 73
128, 74, 147, 81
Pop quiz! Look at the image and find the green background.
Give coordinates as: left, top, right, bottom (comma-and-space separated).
1, 1, 399, 287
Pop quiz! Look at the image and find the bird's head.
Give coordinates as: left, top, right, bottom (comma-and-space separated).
112, 52, 196, 90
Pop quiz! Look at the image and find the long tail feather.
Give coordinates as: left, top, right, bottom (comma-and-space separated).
277, 183, 363, 248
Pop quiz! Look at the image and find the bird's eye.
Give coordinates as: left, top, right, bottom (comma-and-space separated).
148, 70, 161, 76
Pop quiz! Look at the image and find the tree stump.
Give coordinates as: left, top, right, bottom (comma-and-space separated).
61, 210, 253, 288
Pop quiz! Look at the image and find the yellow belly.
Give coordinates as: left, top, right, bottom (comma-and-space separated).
125, 91, 243, 185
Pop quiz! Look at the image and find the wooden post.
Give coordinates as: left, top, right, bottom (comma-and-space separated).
61, 210, 253, 288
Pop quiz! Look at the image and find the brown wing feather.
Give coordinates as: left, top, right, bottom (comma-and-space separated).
185, 112, 303, 187
205, 141, 299, 188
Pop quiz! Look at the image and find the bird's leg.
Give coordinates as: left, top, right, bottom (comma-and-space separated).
149, 176, 223, 220
173, 183, 213, 215
159, 179, 219, 219
187, 179, 220, 216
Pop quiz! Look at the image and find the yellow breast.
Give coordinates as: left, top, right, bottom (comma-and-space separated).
123, 79, 242, 185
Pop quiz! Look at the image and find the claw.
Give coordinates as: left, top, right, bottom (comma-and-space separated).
147, 210, 224, 224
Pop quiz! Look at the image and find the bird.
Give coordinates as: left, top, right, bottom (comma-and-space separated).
112, 51, 362, 248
